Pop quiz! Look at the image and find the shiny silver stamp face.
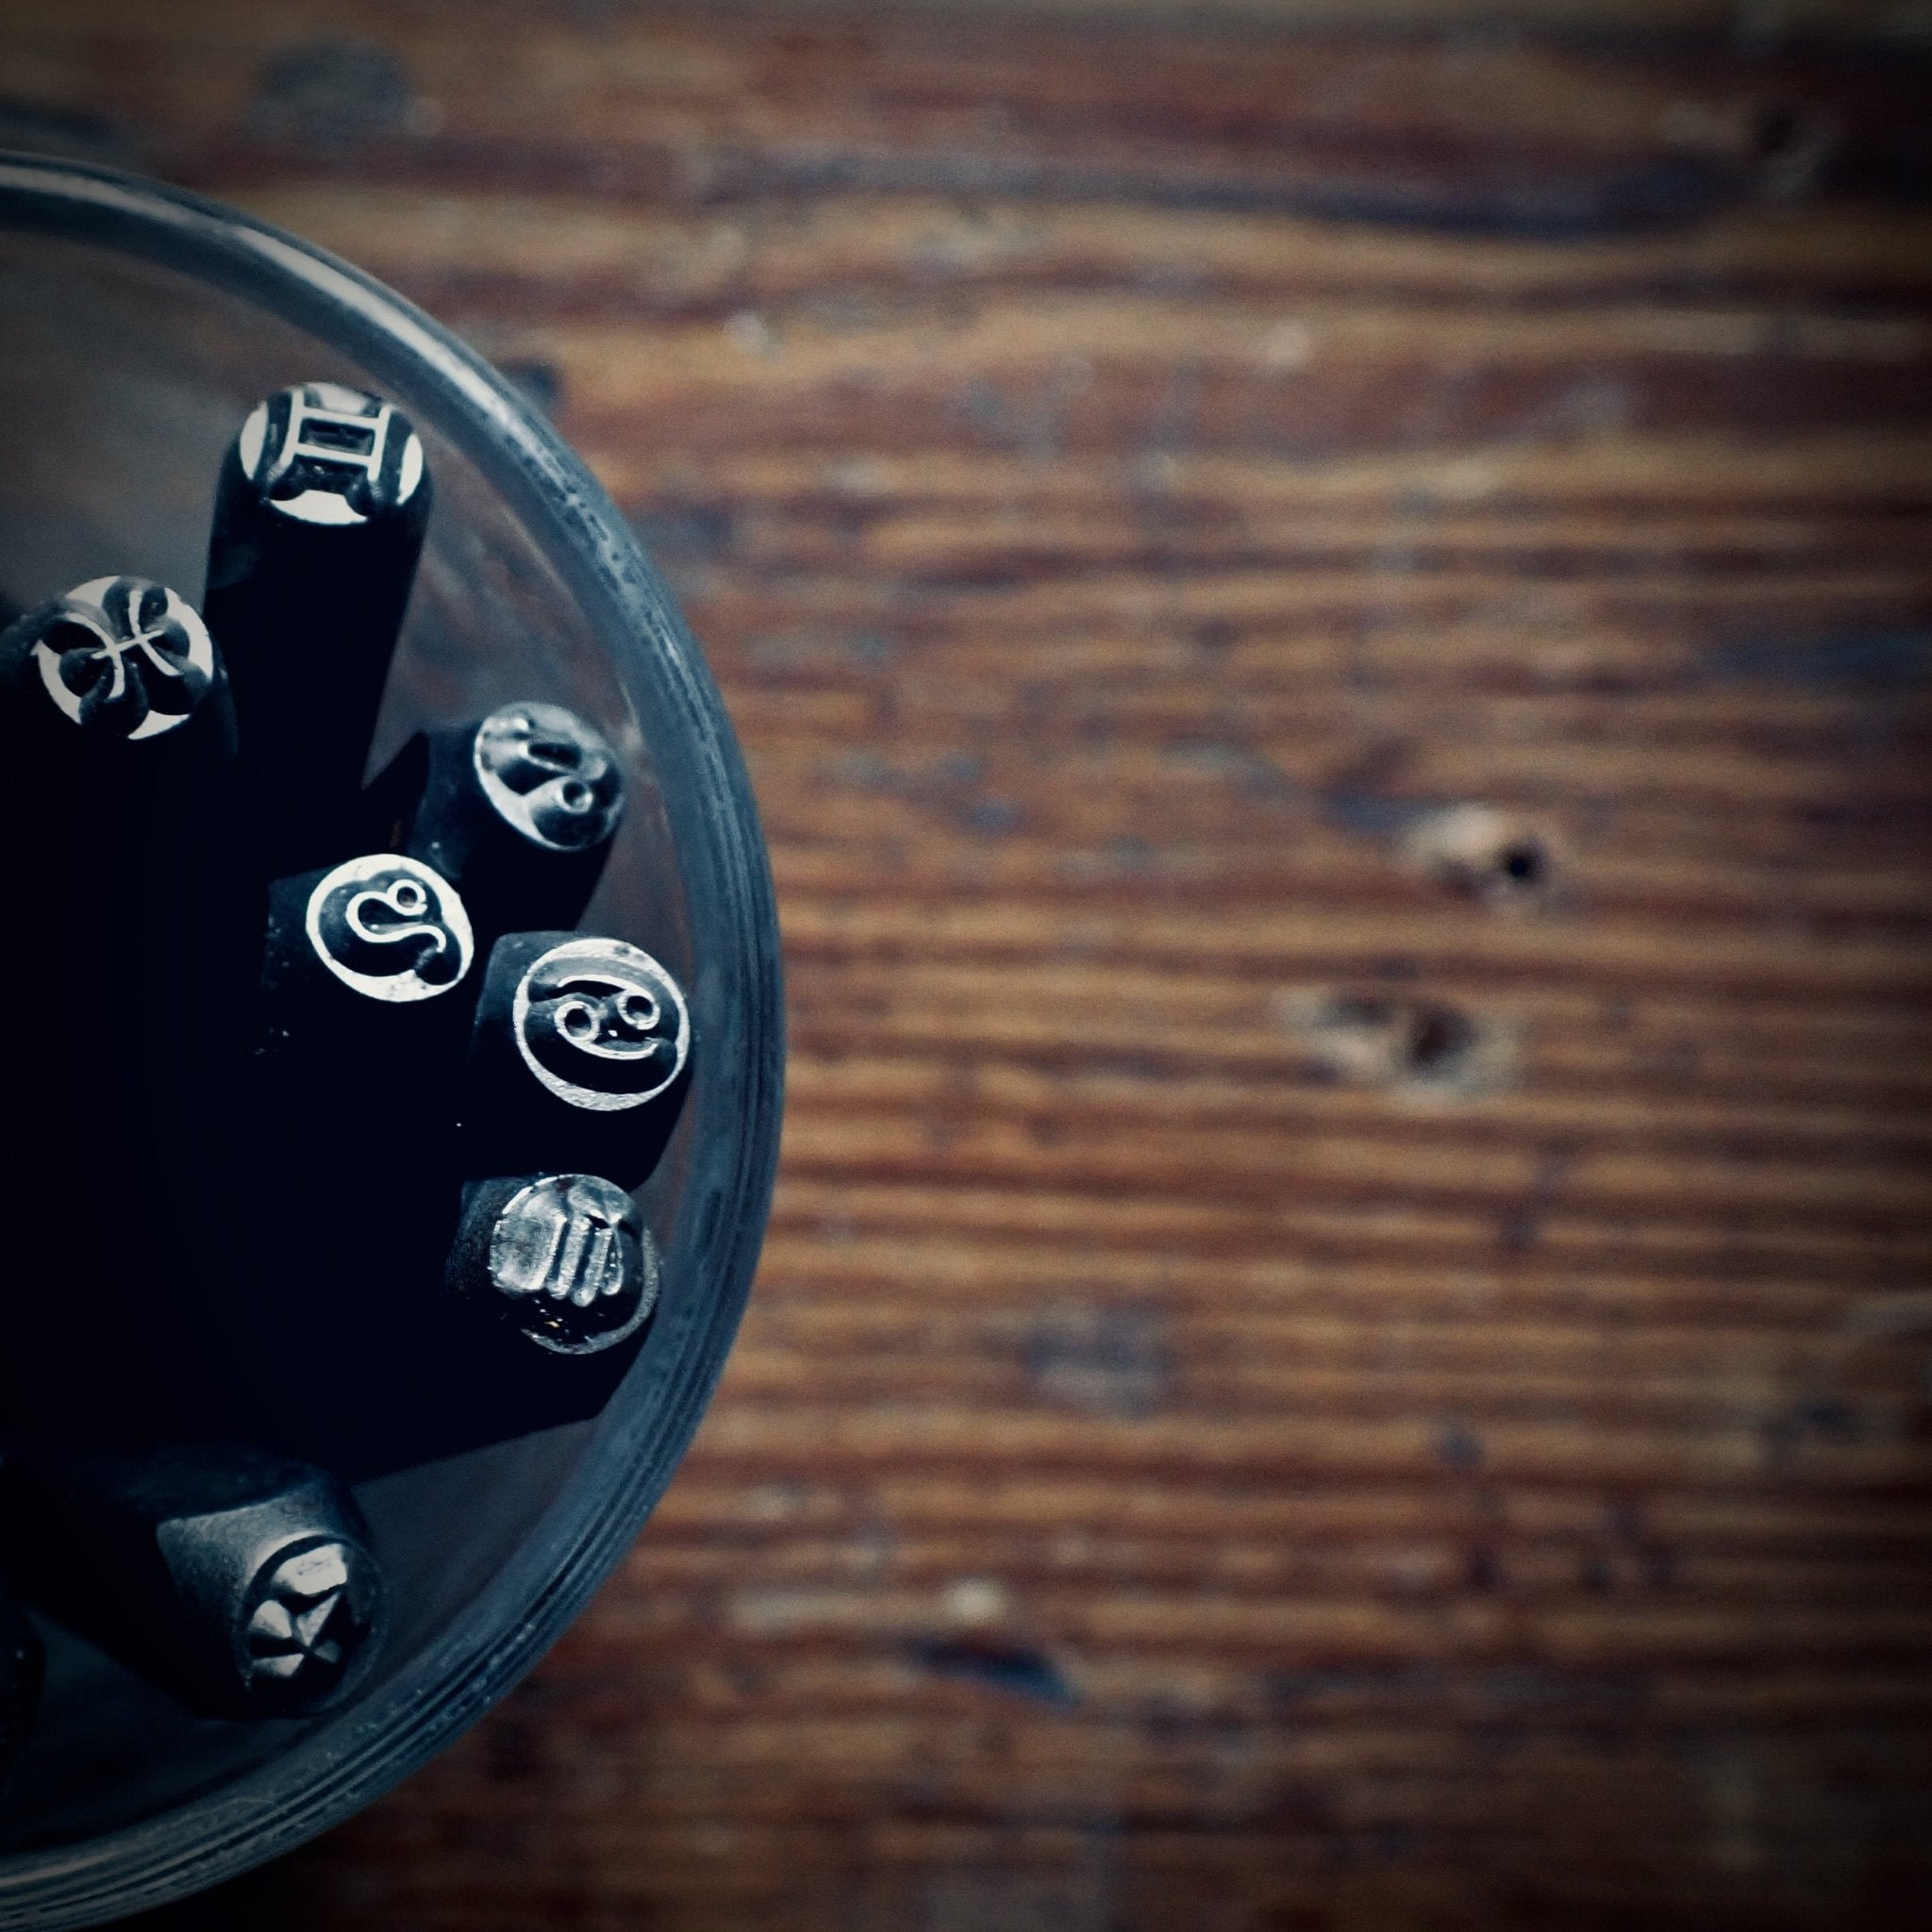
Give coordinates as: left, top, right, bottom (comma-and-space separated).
512, 937, 690, 1110
238, 1533, 381, 1710
32, 576, 215, 741
305, 854, 475, 1002
473, 702, 625, 853
237, 381, 425, 527
488, 1174, 658, 1355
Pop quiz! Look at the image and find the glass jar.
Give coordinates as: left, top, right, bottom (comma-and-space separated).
0, 153, 783, 1925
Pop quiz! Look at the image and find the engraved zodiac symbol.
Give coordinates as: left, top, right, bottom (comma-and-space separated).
236, 382, 425, 526
486, 1174, 658, 1355
345, 874, 451, 961
511, 937, 690, 1110
474, 702, 625, 852
306, 855, 475, 1002
31, 576, 216, 741
242, 1539, 376, 1705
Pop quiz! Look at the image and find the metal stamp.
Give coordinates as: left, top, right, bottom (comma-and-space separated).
29, 576, 215, 740
473, 702, 625, 852
0, 1585, 41, 1779
511, 937, 691, 1110
485, 1174, 659, 1355
239, 1533, 382, 1712
236, 381, 425, 527
0, 1448, 388, 1720
305, 853, 475, 1002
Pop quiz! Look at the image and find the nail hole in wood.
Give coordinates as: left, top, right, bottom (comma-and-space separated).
1277, 989, 1514, 1100
1405, 805, 1557, 911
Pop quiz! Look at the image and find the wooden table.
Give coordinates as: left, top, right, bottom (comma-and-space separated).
7, 4, 1932, 1925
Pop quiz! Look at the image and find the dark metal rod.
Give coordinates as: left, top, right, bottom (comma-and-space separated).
0, 578, 247, 1444
0, 1577, 42, 1786
461, 930, 692, 1187
0, 1445, 386, 1719
204, 381, 431, 878
361, 700, 625, 949
222, 854, 480, 1469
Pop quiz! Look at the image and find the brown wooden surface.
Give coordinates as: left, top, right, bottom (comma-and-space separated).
7, 3, 1932, 1926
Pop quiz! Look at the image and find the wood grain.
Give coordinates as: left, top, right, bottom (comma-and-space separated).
5, 3, 1932, 1926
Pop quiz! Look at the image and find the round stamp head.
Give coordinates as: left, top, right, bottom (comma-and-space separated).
512, 937, 691, 1111
236, 1530, 385, 1714
305, 854, 475, 1002
236, 381, 425, 527
30, 576, 216, 741
473, 702, 625, 853
485, 1174, 659, 1356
